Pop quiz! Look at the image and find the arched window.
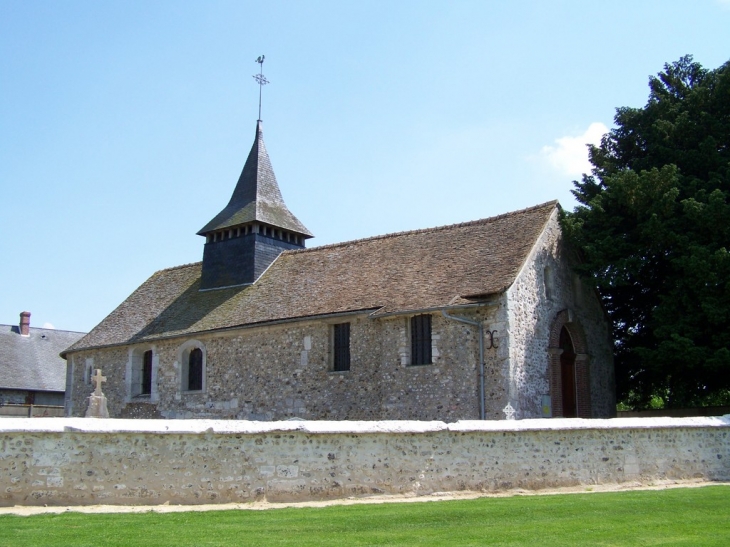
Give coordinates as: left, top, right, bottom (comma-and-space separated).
129, 347, 155, 398
188, 348, 203, 391
141, 350, 153, 395
179, 341, 206, 393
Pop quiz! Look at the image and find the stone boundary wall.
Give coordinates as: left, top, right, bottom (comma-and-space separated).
1, 416, 728, 507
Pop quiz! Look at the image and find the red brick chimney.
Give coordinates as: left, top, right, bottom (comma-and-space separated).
19, 311, 31, 336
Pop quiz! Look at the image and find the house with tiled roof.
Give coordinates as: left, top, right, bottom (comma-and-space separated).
1, 312, 85, 415
63, 122, 615, 421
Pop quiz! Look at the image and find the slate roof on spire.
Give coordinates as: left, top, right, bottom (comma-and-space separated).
197, 121, 313, 237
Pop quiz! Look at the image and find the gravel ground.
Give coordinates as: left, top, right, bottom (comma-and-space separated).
1, 479, 726, 517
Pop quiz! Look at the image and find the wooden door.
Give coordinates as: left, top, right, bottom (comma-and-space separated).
560, 327, 577, 418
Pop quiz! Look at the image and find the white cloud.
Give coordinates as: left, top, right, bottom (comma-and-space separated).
540, 122, 608, 177
717, 0, 730, 10
42, 322, 55, 329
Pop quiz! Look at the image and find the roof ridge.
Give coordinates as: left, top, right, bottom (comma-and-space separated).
0, 324, 86, 334
34, 327, 87, 334
284, 200, 559, 255
152, 261, 203, 275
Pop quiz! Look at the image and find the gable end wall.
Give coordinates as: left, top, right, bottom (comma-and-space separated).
504, 210, 615, 418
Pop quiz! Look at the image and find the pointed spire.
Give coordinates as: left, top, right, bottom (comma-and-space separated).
198, 121, 312, 237
197, 121, 313, 290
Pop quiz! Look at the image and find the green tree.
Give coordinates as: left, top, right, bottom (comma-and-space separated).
562, 56, 730, 409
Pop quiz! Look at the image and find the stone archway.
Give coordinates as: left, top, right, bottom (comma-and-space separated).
548, 310, 592, 418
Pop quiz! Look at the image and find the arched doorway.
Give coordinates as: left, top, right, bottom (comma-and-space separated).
548, 310, 592, 418
559, 326, 577, 418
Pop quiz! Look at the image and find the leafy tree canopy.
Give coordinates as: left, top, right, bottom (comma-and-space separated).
562, 56, 730, 409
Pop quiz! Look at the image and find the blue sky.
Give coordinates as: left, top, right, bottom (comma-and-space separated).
1, 0, 728, 333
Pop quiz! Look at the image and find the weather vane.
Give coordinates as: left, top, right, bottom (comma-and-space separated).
253, 55, 269, 121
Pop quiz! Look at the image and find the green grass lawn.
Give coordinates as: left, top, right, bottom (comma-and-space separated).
1, 486, 728, 546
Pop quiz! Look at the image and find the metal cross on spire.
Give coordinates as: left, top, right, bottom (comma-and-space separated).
253, 55, 269, 121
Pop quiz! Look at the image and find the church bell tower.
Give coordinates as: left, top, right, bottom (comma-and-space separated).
198, 57, 312, 290
197, 121, 313, 290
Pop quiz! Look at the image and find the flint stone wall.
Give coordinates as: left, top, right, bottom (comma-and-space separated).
66, 311, 499, 422
504, 209, 615, 419
1, 416, 728, 507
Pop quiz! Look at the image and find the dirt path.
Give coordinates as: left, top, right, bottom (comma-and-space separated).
1, 479, 727, 517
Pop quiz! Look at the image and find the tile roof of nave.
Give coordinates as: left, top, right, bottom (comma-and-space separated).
64, 200, 558, 355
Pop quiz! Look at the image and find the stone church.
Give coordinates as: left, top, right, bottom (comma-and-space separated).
63, 121, 615, 421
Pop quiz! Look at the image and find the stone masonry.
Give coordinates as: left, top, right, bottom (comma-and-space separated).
1, 416, 727, 506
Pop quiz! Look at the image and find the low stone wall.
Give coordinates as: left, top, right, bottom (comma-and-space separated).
1, 416, 728, 507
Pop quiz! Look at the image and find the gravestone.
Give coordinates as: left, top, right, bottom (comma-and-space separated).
85, 369, 110, 418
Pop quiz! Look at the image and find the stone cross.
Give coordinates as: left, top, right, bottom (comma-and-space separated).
502, 402, 516, 420
91, 369, 106, 396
